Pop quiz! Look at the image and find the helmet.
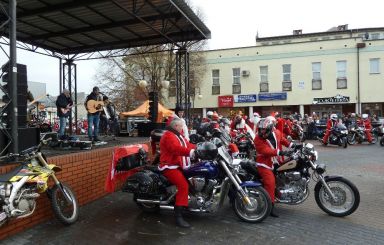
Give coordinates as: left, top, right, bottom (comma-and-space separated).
362, 114, 368, 119
257, 118, 275, 138
175, 105, 184, 115
196, 142, 218, 160
330, 114, 338, 121
206, 111, 213, 118
197, 122, 213, 137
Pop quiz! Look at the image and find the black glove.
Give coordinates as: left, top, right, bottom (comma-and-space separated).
278, 150, 292, 156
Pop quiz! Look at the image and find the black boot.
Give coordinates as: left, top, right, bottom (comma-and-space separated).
174, 206, 191, 228
270, 203, 279, 218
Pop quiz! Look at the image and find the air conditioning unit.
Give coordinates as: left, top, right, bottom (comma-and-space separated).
242, 70, 250, 77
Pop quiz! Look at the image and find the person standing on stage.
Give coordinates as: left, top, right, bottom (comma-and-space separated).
56, 89, 73, 139
85, 86, 103, 142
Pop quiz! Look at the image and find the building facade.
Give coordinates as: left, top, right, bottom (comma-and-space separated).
189, 26, 384, 119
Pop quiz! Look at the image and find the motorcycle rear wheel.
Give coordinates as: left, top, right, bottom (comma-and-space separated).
314, 177, 360, 217
232, 186, 271, 223
50, 183, 79, 225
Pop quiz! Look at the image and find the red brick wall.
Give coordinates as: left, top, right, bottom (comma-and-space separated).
0, 142, 150, 240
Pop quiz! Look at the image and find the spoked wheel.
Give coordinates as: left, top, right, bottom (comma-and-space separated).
50, 183, 79, 225
347, 133, 356, 145
314, 177, 360, 217
232, 186, 271, 223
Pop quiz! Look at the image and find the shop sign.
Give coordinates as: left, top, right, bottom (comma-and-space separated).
218, 95, 234, 107
258, 92, 287, 101
235, 94, 257, 103
313, 94, 350, 104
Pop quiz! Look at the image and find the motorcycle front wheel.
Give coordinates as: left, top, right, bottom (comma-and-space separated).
380, 137, 384, 146
342, 137, 348, 148
50, 183, 79, 225
232, 186, 271, 223
347, 133, 356, 145
314, 176, 360, 217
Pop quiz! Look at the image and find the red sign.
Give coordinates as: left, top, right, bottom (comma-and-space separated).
218, 95, 234, 107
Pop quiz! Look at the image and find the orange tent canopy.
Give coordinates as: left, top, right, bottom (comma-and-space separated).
120, 100, 174, 122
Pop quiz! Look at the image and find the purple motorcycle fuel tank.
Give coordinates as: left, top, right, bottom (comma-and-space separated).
184, 160, 219, 179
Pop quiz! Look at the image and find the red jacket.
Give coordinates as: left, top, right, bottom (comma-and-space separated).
276, 118, 285, 134
254, 129, 291, 169
159, 130, 195, 171
326, 119, 338, 131
357, 119, 372, 130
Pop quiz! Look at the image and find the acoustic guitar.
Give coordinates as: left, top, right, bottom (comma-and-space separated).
87, 100, 104, 114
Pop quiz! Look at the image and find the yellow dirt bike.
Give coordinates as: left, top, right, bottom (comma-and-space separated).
0, 139, 79, 226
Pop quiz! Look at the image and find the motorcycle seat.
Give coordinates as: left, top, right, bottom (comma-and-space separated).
0, 165, 24, 182
143, 165, 170, 186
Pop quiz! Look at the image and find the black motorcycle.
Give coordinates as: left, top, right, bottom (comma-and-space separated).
347, 124, 378, 145
239, 143, 360, 217
319, 124, 348, 148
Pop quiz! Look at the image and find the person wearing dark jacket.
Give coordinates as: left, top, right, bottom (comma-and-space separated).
85, 86, 103, 142
56, 89, 73, 138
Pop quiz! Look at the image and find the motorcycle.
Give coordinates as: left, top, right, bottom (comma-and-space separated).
0, 139, 79, 226
289, 121, 306, 142
122, 139, 272, 223
347, 124, 378, 145
240, 143, 360, 217
320, 124, 348, 148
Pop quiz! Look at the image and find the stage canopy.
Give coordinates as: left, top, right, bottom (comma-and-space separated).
120, 100, 173, 122
0, 0, 211, 56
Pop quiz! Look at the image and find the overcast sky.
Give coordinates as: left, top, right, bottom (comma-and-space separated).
1, 0, 383, 96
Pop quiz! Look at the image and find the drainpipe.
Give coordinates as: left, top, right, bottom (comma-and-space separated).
356, 43, 366, 114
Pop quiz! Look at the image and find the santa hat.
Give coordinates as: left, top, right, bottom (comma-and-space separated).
253, 112, 260, 117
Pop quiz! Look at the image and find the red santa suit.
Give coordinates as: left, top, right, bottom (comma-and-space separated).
357, 119, 373, 142
159, 129, 195, 206
254, 129, 292, 203
275, 117, 285, 135
283, 119, 293, 137
322, 119, 338, 143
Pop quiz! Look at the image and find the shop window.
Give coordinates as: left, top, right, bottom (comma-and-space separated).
232, 84, 241, 94
212, 85, 220, 95
260, 82, 269, 92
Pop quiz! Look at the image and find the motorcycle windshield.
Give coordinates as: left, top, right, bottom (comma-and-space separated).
218, 146, 232, 165
337, 124, 347, 130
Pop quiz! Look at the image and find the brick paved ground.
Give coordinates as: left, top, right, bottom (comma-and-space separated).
2, 140, 384, 245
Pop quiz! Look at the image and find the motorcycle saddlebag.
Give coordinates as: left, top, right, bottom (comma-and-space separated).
122, 170, 164, 194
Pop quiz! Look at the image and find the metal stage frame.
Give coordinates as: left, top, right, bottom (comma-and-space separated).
0, 0, 210, 153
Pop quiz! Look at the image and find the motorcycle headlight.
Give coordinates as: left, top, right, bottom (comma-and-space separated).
341, 130, 348, 134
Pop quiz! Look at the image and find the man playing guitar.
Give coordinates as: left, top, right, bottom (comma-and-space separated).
85, 86, 104, 142
56, 89, 73, 139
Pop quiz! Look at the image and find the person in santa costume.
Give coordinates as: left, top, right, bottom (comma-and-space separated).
322, 113, 339, 144
254, 117, 298, 217
159, 118, 196, 228
357, 113, 373, 143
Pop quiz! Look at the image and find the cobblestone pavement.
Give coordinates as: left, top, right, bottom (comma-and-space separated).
2, 140, 384, 245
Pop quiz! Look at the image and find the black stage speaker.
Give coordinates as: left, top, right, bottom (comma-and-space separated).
0, 127, 40, 154
137, 122, 165, 137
